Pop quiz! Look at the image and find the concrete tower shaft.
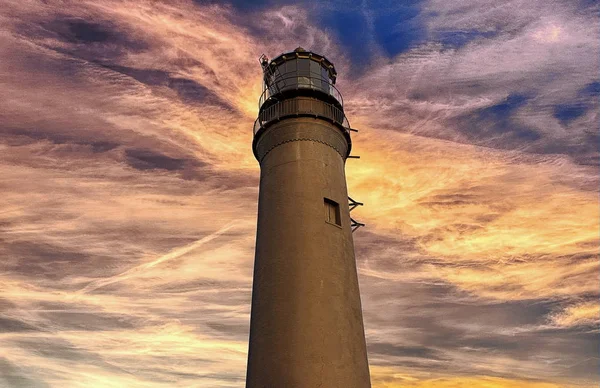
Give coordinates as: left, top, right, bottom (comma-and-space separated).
246, 48, 371, 388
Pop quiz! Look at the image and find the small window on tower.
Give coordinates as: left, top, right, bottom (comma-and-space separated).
324, 198, 341, 226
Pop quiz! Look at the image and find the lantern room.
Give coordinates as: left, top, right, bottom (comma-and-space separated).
259, 47, 343, 110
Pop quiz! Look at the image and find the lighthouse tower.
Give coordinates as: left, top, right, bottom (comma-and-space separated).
246, 47, 370, 388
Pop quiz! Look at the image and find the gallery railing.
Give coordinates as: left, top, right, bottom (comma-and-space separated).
258, 75, 344, 109
253, 97, 351, 136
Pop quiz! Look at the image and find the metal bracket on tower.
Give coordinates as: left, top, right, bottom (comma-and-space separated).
350, 218, 365, 233
349, 197, 365, 232
348, 196, 363, 212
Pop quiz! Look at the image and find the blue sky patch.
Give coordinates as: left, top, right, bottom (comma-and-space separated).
551, 81, 599, 125
373, 2, 424, 57
317, 0, 425, 69
553, 104, 587, 125
481, 94, 529, 117
320, 9, 371, 56
462, 94, 541, 143
580, 81, 600, 97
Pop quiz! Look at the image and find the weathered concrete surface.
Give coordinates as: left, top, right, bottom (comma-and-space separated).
246, 117, 371, 388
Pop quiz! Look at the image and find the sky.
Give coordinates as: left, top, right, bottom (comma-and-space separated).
0, 0, 598, 387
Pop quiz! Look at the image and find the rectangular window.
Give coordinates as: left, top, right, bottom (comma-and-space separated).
324, 198, 341, 226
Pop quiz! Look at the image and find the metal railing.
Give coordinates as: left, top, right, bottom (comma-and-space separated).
259, 75, 344, 109
253, 97, 351, 136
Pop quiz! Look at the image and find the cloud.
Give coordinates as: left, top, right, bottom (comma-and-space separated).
370, 368, 583, 388
0, 0, 597, 387
341, 0, 599, 163
550, 302, 600, 328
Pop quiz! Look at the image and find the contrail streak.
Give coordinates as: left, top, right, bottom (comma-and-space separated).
78, 221, 237, 294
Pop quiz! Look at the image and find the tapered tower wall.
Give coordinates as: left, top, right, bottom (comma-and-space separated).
246, 48, 371, 388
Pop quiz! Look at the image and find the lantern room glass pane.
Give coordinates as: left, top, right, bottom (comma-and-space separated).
297, 58, 310, 75
320, 78, 329, 94
298, 76, 311, 88
321, 67, 329, 81
310, 60, 321, 76
285, 59, 297, 75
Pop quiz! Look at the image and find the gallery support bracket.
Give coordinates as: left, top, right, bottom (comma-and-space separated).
348, 196, 365, 233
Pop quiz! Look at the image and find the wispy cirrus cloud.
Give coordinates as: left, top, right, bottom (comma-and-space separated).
0, 0, 597, 386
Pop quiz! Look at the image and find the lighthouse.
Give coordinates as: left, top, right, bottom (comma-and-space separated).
246, 47, 370, 387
